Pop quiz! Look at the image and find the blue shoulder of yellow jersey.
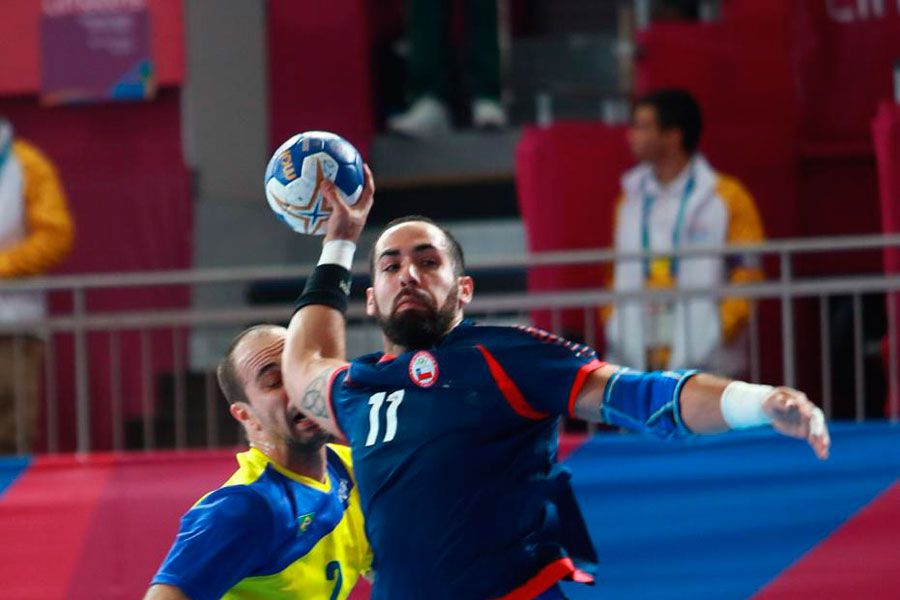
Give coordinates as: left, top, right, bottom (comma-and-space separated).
152, 444, 370, 600
153, 483, 277, 599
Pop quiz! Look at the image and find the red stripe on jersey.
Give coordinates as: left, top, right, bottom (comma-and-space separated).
492, 557, 594, 600
326, 364, 351, 442
567, 359, 605, 418
476, 344, 548, 420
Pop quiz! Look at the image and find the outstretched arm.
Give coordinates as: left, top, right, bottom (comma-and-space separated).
282, 167, 375, 437
573, 365, 830, 460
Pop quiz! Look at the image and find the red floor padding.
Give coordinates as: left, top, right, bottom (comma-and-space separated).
754, 482, 900, 599
2, 430, 894, 599
0, 440, 592, 599
67, 451, 240, 599
0, 451, 235, 599
0, 455, 116, 599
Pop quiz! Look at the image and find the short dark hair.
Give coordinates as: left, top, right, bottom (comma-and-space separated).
216, 324, 279, 405
368, 215, 466, 278
635, 89, 703, 155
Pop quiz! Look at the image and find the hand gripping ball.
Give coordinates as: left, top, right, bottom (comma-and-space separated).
264, 131, 364, 235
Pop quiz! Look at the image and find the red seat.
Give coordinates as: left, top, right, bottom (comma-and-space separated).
515, 122, 633, 347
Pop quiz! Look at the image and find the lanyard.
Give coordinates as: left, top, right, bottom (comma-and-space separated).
0, 122, 11, 169
640, 169, 695, 280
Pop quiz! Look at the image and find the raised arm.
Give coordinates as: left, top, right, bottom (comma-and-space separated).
573, 365, 830, 460
282, 166, 375, 437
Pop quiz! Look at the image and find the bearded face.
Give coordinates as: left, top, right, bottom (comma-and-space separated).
368, 221, 474, 351
376, 284, 459, 350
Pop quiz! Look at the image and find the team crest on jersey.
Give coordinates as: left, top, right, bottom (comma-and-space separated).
409, 351, 439, 387
297, 512, 315, 533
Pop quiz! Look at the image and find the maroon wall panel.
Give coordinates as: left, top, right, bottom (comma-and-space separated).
267, 0, 374, 157
793, 1, 900, 154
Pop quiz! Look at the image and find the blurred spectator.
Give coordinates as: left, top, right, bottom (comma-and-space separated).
603, 90, 764, 376
387, 0, 507, 138
0, 117, 74, 454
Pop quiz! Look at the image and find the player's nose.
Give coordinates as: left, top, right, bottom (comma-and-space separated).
399, 259, 421, 286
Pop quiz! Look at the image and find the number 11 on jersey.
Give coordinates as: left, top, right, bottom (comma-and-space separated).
366, 390, 405, 446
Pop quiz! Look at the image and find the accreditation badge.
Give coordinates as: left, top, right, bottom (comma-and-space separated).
647, 257, 675, 289
644, 256, 675, 368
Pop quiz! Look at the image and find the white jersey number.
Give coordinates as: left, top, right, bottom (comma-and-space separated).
365, 390, 405, 447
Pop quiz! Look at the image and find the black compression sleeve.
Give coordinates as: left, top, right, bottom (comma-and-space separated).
294, 264, 352, 315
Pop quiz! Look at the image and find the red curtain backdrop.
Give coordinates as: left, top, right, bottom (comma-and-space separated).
267, 0, 374, 157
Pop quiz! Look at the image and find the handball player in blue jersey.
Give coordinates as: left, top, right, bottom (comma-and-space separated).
283, 166, 830, 599
145, 325, 371, 600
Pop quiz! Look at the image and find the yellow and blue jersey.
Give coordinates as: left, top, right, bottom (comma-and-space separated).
151, 444, 370, 600
328, 320, 602, 599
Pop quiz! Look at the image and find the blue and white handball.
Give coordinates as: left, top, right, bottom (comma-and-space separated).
264, 131, 364, 235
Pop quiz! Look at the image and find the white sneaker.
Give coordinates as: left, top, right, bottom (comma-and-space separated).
387, 97, 451, 138
472, 98, 508, 130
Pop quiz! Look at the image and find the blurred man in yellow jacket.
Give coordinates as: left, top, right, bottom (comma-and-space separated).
605, 90, 764, 377
0, 116, 74, 454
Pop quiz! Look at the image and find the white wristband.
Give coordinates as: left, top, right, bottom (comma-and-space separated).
318, 240, 356, 270
720, 381, 774, 430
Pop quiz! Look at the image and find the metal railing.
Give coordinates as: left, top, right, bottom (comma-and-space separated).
2, 233, 899, 455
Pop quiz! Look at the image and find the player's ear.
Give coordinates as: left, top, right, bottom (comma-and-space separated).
457, 275, 474, 307
365, 287, 376, 316
230, 402, 256, 429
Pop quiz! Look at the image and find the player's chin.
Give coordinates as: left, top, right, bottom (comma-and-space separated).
289, 424, 331, 449
292, 415, 321, 434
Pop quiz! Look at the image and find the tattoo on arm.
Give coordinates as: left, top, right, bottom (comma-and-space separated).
300, 367, 332, 419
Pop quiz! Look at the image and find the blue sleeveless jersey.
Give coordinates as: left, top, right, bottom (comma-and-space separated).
328, 320, 603, 599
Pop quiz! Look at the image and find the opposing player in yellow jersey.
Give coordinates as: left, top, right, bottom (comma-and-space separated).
144, 325, 371, 600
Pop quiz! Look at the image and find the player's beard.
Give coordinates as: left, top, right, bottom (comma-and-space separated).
378, 285, 459, 350
286, 427, 332, 453
284, 412, 333, 452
